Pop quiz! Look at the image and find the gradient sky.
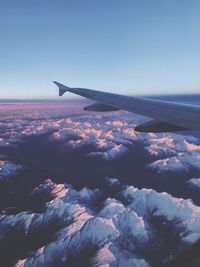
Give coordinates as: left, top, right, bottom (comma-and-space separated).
0, 0, 200, 99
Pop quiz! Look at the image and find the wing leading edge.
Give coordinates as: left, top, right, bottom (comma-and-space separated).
53, 81, 200, 132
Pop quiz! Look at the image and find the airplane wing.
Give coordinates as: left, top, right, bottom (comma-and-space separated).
53, 81, 200, 132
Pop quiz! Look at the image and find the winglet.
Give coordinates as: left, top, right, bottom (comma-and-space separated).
53, 81, 69, 96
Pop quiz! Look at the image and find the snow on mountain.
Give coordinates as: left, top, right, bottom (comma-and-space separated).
147, 151, 200, 173
87, 143, 128, 160
0, 177, 197, 266
186, 178, 200, 191
145, 134, 200, 173
0, 160, 25, 179
1, 107, 200, 173
92, 242, 150, 267
122, 186, 200, 244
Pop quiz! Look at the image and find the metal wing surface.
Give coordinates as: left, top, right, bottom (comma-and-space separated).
54, 81, 200, 132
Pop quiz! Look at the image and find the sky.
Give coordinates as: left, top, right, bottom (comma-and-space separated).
0, 0, 200, 99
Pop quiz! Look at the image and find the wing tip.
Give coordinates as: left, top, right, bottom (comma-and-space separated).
53, 81, 69, 96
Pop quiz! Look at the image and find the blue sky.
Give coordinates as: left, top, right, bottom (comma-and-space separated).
0, 0, 200, 98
